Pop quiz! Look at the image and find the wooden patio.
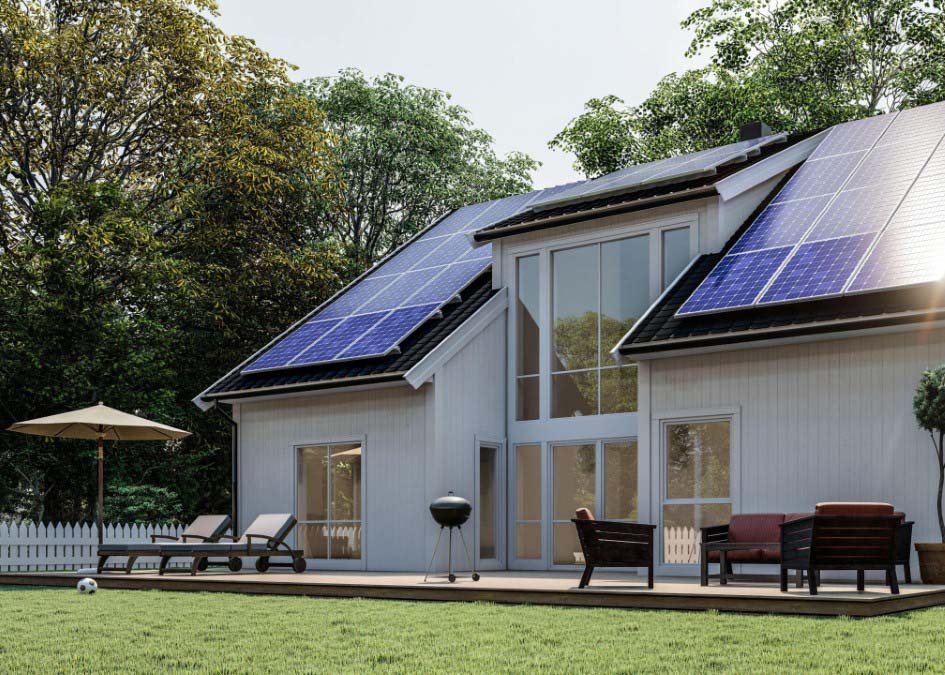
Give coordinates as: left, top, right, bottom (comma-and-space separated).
3, 569, 945, 617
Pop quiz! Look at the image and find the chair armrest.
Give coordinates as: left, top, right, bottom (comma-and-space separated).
700, 523, 730, 544
150, 534, 181, 543
244, 533, 282, 550
779, 516, 814, 557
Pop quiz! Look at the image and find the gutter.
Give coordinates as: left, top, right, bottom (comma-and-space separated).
620, 308, 945, 359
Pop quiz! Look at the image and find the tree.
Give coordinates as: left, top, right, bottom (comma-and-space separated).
0, 0, 343, 523
551, 0, 945, 177
297, 70, 538, 266
914, 366, 945, 543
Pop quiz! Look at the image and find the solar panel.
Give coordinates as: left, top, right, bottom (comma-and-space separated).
528, 134, 787, 210
676, 101, 945, 317
241, 182, 583, 373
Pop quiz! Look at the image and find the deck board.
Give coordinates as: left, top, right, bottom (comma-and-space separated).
3, 570, 944, 617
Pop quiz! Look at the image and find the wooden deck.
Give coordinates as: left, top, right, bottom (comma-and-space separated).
4, 569, 945, 617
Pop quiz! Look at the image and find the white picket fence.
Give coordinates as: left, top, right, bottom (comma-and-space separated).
663, 526, 700, 565
0, 521, 183, 572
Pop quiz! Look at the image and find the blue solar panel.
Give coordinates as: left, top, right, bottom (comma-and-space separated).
677, 247, 793, 314
729, 196, 831, 254
772, 151, 866, 203
677, 101, 945, 317
242, 183, 581, 373
242, 319, 340, 373
808, 113, 894, 159
529, 134, 786, 210
340, 304, 440, 359
292, 311, 390, 367
758, 234, 874, 304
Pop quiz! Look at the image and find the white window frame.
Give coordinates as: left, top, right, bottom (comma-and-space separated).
659, 224, 698, 291
474, 436, 506, 571
292, 435, 367, 571
654, 408, 740, 575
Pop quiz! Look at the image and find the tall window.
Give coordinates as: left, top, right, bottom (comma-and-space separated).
662, 420, 732, 564
514, 444, 542, 559
478, 444, 499, 561
662, 227, 691, 289
552, 236, 648, 418
552, 439, 638, 565
516, 256, 540, 421
297, 443, 363, 560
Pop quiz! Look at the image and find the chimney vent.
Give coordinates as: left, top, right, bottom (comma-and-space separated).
739, 121, 772, 141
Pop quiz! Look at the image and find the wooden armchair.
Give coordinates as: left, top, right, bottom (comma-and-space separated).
571, 508, 656, 589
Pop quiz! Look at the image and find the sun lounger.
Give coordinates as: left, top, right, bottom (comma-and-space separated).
96, 514, 231, 573
157, 513, 306, 575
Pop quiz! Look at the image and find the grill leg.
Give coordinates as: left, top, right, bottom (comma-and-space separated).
423, 527, 445, 582
447, 528, 454, 581
457, 526, 478, 580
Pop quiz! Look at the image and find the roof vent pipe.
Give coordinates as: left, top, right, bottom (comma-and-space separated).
739, 121, 772, 141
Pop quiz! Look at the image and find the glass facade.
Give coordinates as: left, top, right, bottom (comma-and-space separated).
297, 443, 363, 560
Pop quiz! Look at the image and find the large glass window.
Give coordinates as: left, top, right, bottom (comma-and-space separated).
516, 256, 540, 421
662, 227, 692, 289
552, 237, 648, 417
297, 443, 363, 560
662, 420, 732, 564
515, 444, 542, 560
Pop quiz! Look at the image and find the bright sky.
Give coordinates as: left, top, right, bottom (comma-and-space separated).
214, 0, 709, 188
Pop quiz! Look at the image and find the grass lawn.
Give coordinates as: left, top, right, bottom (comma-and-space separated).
3, 586, 945, 673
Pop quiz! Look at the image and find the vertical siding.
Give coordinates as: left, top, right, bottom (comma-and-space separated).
239, 385, 429, 571
649, 329, 945, 545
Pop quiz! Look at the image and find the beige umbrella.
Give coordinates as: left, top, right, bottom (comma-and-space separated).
6, 402, 191, 544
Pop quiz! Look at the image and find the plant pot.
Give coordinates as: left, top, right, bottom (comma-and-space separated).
915, 543, 945, 584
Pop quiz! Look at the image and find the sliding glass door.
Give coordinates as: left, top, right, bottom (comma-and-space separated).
297, 442, 364, 569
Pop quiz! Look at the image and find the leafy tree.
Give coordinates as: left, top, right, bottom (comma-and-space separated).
551, 0, 945, 177
0, 0, 343, 523
298, 70, 538, 265
914, 366, 945, 542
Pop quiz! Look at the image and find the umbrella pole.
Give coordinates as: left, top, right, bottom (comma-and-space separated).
97, 435, 104, 546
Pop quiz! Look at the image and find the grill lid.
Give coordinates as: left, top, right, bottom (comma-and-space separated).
429, 492, 472, 527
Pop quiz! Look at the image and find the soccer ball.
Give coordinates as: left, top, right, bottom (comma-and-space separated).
77, 578, 97, 594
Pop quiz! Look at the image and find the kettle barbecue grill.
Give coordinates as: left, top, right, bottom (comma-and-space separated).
424, 492, 480, 583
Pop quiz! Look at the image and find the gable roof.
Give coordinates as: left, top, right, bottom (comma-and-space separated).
197, 271, 497, 405
472, 132, 817, 244
616, 169, 945, 358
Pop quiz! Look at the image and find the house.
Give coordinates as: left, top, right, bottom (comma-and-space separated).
195, 100, 945, 576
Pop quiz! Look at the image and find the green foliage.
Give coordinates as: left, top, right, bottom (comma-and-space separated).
298, 70, 538, 265
104, 484, 183, 523
6, 589, 945, 672
913, 365, 945, 541
552, 0, 945, 177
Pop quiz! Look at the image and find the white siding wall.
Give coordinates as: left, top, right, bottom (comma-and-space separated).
648, 328, 945, 546
237, 384, 430, 571
235, 312, 507, 572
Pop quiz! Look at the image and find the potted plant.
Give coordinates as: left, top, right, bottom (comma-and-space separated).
913, 365, 945, 583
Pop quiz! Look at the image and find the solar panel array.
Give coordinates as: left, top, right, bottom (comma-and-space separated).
242, 183, 581, 373
528, 133, 788, 211
677, 101, 945, 317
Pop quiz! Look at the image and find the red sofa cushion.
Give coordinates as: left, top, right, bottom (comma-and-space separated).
728, 513, 785, 544
575, 508, 594, 521
814, 502, 894, 516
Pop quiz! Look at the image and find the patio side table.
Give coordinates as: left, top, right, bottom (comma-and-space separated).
700, 541, 792, 586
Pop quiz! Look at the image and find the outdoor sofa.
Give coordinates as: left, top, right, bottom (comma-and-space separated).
700, 502, 913, 590
96, 514, 231, 573
571, 508, 655, 588
157, 513, 306, 575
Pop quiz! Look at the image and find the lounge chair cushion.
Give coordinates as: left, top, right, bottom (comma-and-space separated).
235, 513, 296, 545
182, 515, 232, 540
708, 513, 784, 563
158, 543, 278, 555
814, 502, 894, 516
98, 543, 162, 554
575, 508, 594, 521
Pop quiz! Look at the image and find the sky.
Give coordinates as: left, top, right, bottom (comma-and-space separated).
214, 0, 709, 188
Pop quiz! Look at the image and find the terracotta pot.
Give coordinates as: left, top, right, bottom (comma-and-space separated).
915, 543, 945, 584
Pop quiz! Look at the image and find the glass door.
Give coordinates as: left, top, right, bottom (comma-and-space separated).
512, 443, 544, 568
297, 442, 364, 569
476, 442, 505, 570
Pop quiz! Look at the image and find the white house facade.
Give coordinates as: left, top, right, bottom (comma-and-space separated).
197, 101, 945, 577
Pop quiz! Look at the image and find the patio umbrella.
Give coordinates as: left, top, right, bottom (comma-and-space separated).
6, 402, 191, 544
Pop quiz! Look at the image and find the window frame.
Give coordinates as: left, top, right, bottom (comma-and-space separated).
292, 435, 367, 571
655, 409, 740, 572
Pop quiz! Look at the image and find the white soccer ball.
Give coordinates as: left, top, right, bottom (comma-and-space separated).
77, 578, 98, 594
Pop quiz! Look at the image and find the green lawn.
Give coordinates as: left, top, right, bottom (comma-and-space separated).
3, 586, 945, 673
